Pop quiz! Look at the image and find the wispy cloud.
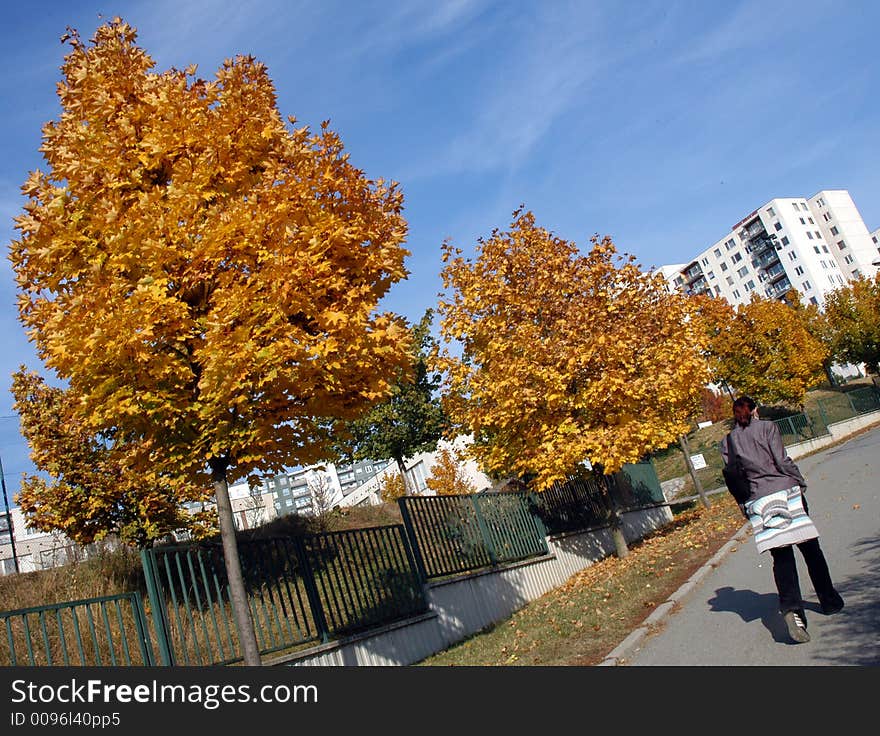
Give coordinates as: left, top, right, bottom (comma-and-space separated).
399, 4, 611, 179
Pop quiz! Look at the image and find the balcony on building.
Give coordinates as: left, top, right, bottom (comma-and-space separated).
683, 261, 705, 286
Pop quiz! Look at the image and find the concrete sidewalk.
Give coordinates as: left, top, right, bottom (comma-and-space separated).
600, 424, 880, 666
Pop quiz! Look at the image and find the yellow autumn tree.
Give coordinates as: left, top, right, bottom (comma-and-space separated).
822, 275, 880, 375
11, 369, 214, 547
425, 446, 477, 496
434, 208, 710, 490
9, 19, 411, 664
697, 293, 827, 406
377, 472, 407, 504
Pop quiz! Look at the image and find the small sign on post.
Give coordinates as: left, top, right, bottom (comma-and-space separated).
689, 453, 707, 470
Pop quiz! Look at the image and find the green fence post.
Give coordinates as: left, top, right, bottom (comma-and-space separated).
130, 591, 157, 666
397, 498, 428, 582
786, 416, 796, 439
139, 548, 175, 666
816, 399, 829, 432
293, 537, 331, 643
846, 392, 857, 416
471, 496, 498, 566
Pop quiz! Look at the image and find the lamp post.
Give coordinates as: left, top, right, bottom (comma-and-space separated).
0, 454, 20, 573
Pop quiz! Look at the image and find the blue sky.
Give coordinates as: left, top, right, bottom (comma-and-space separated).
1, 0, 879, 498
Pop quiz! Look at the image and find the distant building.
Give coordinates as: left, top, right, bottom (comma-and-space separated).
261, 458, 394, 518
659, 189, 878, 308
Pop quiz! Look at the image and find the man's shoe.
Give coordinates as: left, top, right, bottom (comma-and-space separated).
821, 595, 844, 615
783, 611, 810, 643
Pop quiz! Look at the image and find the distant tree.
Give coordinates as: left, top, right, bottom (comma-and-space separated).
698, 388, 728, 423
11, 369, 214, 548
435, 208, 709, 489
336, 310, 447, 494
9, 20, 411, 665
425, 445, 477, 496
822, 275, 880, 375
695, 294, 827, 407
377, 473, 407, 504
784, 289, 839, 385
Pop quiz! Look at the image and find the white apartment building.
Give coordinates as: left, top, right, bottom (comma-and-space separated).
662, 189, 878, 308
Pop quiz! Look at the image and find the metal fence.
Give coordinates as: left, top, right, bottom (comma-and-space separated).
399, 493, 549, 580
530, 475, 611, 535
772, 412, 829, 445
815, 386, 880, 426
1, 592, 154, 666
141, 524, 427, 666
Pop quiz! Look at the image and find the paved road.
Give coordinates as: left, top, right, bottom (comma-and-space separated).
617, 423, 880, 666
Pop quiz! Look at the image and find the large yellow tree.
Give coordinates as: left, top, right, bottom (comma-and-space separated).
434, 209, 709, 490
9, 20, 411, 664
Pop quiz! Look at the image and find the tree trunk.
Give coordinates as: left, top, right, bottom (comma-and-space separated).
824, 362, 836, 387
679, 433, 710, 509
396, 455, 415, 496
210, 459, 261, 666
603, 475, 629, 558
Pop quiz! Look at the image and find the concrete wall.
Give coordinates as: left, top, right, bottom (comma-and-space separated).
268, 504, 672, 667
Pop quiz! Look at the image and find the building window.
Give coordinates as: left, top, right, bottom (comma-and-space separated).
767, 207, 776, 217
816, 197, 825, 207
780, 236, 790, 246
801, 203, 808, 212
844, 254, 854, 264
808, 217, 814, 224
726, 276, 734, 285
795, 266, 804, 276
806, 232, 814, 240
774, 222, 782, 231
732, 289, 741, 299
737, 266, 749, 278
745, 280, 755, 290
791, 203, 800, 212
720, 262, 728, 271
830, 226, 839, 236
707, 270, 715, 279
714, 285, 721, 296
788, 252, 797, 261
822, 245, 828, 253
810, 297, 818, 305
837, 240, 846, 250
725, 238, 736, 250
731, 252, 742, 263
714, 248, 721, 257
802, 280, 811, 290
815, 231, 821, 239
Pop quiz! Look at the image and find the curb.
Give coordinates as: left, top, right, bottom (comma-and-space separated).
597, 521, 752, 666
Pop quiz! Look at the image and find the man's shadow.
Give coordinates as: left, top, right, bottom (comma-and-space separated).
708, 586, 808, 644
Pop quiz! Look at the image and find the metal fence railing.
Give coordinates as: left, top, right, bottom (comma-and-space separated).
300, 526, 427, 637
815, 386, 880, 426
530, 475, 611, 536
141, 524, 427, 666
772, 412, 829, 445
0, 592, 154, 666
399, 493, 549, 580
